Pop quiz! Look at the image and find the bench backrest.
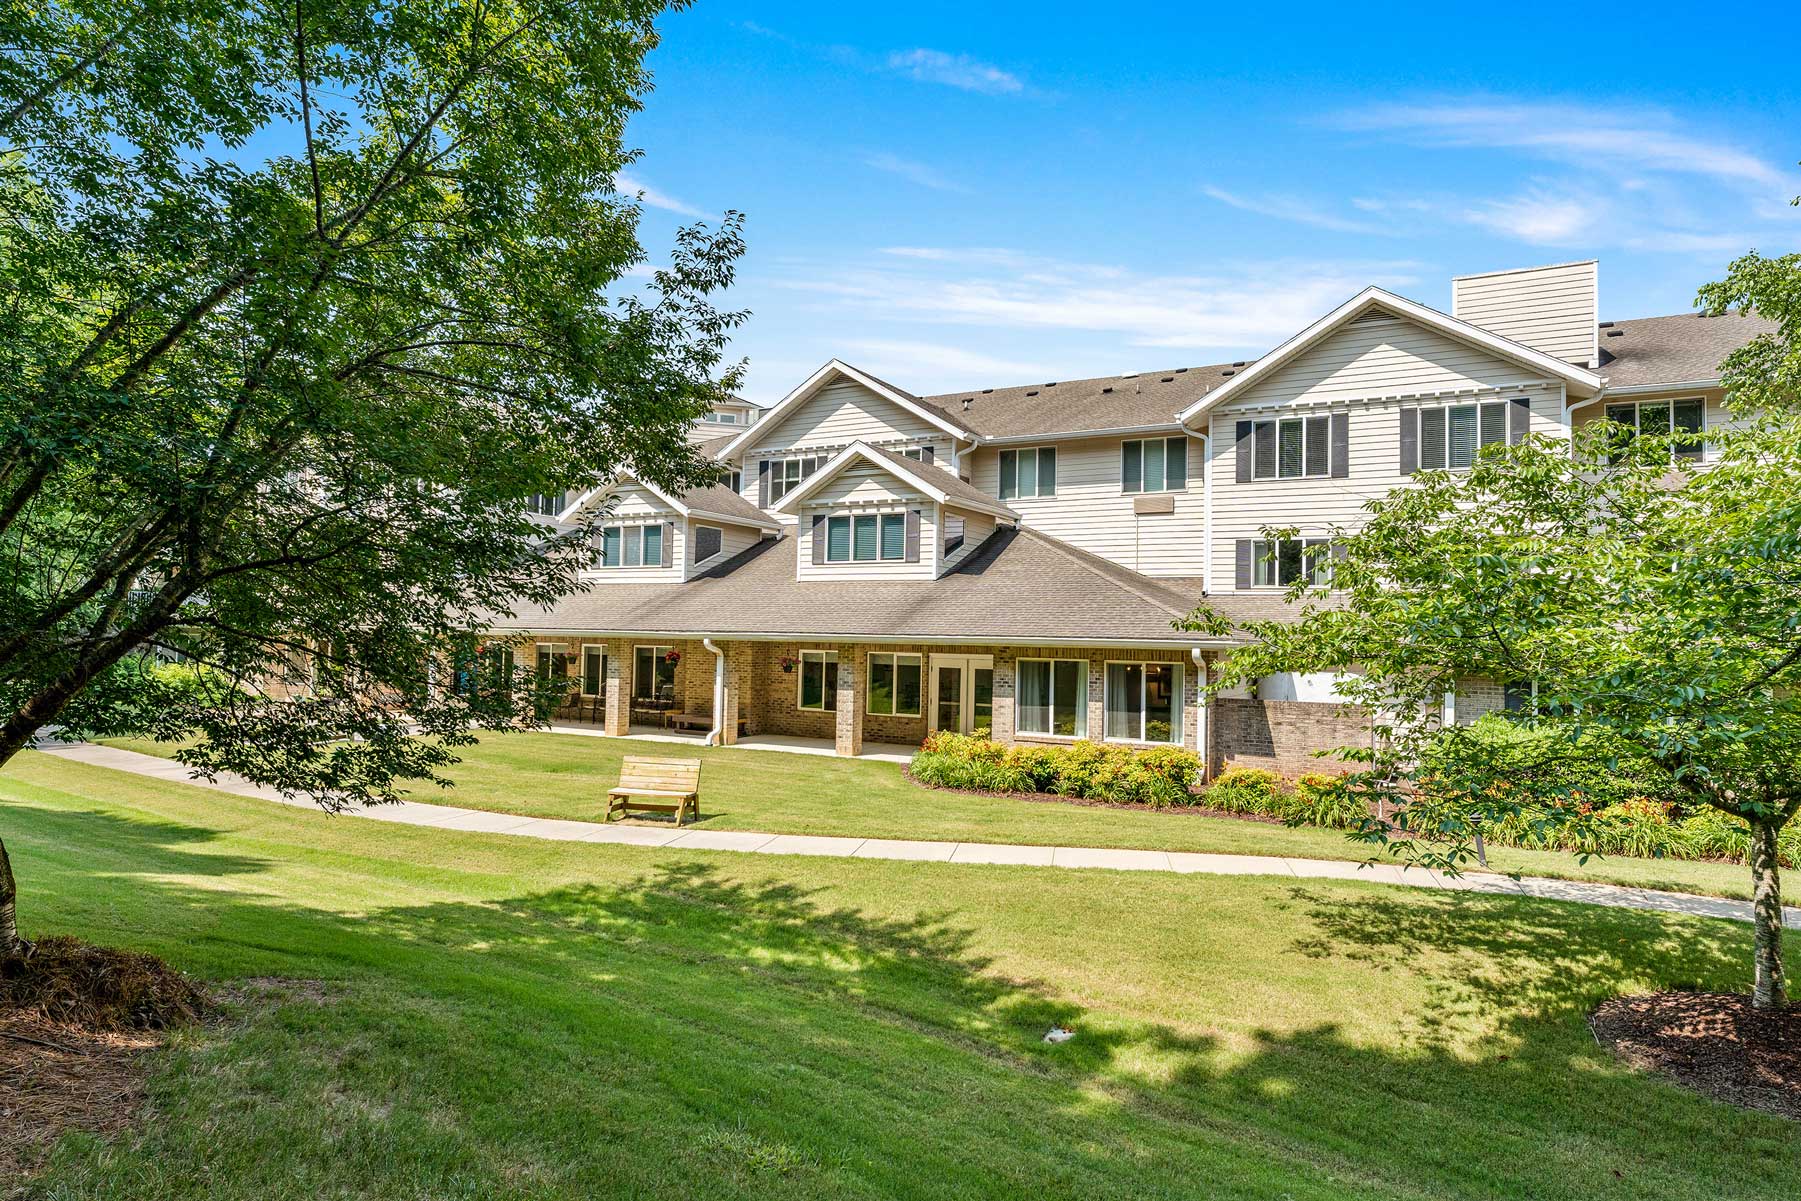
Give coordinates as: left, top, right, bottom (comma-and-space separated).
618, 755, 702, 793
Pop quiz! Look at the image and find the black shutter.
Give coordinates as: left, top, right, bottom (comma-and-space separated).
1235, 539, 1254, 589
1235, 420, 1254, 483
1399, 407, 1418, 475
904, 509, 920, 563
758, 460, 770, 507
1508, 396, 1531, 444
921, 445, 935, 465
811, 514, 825, 564
1330, 412, 1349, 479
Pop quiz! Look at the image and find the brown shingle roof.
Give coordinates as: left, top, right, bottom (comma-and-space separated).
921, 363, 1246, 440
677, 482, 775, 528
1595, 310, 1776, 389
851, 441, 1018, 516
492, 526, 1262, 644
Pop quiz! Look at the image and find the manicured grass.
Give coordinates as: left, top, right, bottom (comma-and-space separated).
105, 730, 1799, 905
7, 750, 1800, 1199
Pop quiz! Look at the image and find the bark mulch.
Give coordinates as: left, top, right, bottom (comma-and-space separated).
1590, 991, 1801, 1121
1, 936, 210, 1188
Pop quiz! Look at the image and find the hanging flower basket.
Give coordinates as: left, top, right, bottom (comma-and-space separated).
664, 650, 682, 665
780, 656, 798, 673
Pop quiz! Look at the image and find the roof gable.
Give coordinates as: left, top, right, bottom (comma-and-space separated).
559, 475, 780, 532
770, 441, 1018, 522
1178, 287, 1603, 424
717, 360, 973, 460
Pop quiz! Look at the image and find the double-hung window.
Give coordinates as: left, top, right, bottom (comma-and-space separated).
768, 456, 823, 503
526, 492, 566, 516
1121, 437, 1187, 493
599, 524, 662, 567
999, 447, 1057, 499
1419, 401, 1507, 470
866, 653, 922, 717
1604, 398, 1703, 463
824, 513, 907, 562
1251, 417, 1332, 479
1250, 538, 1335, 588
1017, 658, 1087, 737
1103, 661, 1183, 744
797, 650, 838, 711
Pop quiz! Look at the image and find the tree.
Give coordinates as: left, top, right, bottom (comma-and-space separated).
0, 0, 745, 953
1184, 253, 1801, 1008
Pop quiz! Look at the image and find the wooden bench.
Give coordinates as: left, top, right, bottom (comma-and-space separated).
606, 755, 702, 826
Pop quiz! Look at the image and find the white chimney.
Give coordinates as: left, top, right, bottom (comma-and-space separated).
1451, 260, 1598, 368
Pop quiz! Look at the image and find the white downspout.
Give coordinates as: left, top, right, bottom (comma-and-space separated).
703, 638, 726, 746
1190, 647, 1209, 779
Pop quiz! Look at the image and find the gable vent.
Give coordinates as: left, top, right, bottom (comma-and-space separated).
1350, 308, 1396, 325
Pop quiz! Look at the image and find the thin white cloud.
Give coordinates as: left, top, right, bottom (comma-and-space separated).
861, 152, 971, 194
887, 49, 1023, 95
1335, 99, 1788, 190
1201, 185, 1385, 234
1461, 189, 1601, 244
769, 248, 1424, 351
841, 338, 1051, 382
614, 171, 705, 218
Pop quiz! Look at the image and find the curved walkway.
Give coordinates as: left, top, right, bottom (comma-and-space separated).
40, 742, 1801, 930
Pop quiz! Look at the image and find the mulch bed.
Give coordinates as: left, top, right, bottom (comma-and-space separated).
1, 937, 211, 1186
1590, 991, 1801, 1121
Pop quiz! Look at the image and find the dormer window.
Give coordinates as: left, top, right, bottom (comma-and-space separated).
598, 523, 665, 568
824, 513, 907, 562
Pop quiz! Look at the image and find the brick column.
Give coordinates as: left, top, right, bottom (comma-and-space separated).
1086, 651, 1107, 742
834, 644, 863, 757
989, 649, 1016, 744
718, 641, 749, 745
603, 638, 630, 736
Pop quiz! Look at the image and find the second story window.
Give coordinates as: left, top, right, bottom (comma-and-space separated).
767, 455, 823, 503
1420, 401, 1507, 470
1241, 537, 1334, 588
999, 447, 1056, 499
526, 492, 566, 516
1252, 418, 1332, 480
709, 410, 739, 424
1122, 437, 1187, 493
598, 523, 664, 568
1605, 398, 1703, 463
824, 513, 907, 562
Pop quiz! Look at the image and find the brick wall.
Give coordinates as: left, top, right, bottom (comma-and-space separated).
1212, 698, 1371, 778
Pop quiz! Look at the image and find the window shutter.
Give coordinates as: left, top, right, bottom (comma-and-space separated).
904, 509, 920, 563
1508, 396, 1530, 445
1235, 539, 1254, 589
661, 521, 674, 568
811, 514, 825, 565
1330, 412, 1349, 478
758, 460, 770, 506
921, 445, 935, 464
1235, 421, 1253, 483
1399, 407, 1418, 475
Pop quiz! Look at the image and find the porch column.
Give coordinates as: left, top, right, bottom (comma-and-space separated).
1086, 651, 1107, 743
718, 640, 748, 745
835, 643, 863, 757
990, 649, 1016, 744
603, 638, 630, 736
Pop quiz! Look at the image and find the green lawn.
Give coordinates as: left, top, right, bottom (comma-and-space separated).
5, 751, 1797, 1199
105, 730, 1800, 904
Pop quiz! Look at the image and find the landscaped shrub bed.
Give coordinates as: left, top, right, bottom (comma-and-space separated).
909, 733, 1203, 808
911, 733, 1801, 868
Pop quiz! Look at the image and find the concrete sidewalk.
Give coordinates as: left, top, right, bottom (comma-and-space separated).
36, 741, 1801, 930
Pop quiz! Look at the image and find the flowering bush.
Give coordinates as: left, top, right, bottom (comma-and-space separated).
910, 735, 1203, 808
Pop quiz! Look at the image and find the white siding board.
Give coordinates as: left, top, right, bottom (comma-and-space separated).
796, 501, 938, 581
1231, 316, 1549, 410
968, 435, 1206, 576
1451, 262, 1597, 366
749, 380, 943, 453
582, 483, 682, 584
683, 519, 762, 581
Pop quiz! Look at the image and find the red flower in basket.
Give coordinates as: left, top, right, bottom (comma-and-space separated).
664, 650, 681, 665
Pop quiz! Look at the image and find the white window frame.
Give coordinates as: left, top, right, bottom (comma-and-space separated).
1604, 397, 1705, 462
1250, 538, 1335, 589
797, 649, 839, 711
1417, 400, 1508, 471
1101, 659, 1184, 746
768, 456, 823, 503
999, 446, 1057, 499
579, 644, 606, 697
692, 523, 724, 564
824, 512, 906, 562
598, 522, 666, 569
866, 652, 923, 717
1251, 417, 1333, 480
526, 491, 566, 516
1121, 436, 1188, 494
632, 644, 676, 703
1015, 657, 1088, 739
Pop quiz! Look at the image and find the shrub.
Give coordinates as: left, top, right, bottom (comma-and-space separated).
1289, 772, 1367, 830
909, 737, 1202, 807
1205, 768, 1290, 817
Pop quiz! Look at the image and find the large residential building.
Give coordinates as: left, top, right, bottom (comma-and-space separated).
491, 260, 1772, 773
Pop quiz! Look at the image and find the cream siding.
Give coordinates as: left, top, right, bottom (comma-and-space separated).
795, 467, 937, 581
1206, 313, 1571, 592
748, 379, 947, 455
1570, 386, 1732, 464
582, 483, 683, 584
1451, 261, 1598, 367
967, 434, 1205, 576
684, 518, 763, 581
939, 507, 996, 575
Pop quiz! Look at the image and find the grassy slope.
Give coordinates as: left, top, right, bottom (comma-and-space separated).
104, 731, 1798, 904
5, 751, 1798, 1200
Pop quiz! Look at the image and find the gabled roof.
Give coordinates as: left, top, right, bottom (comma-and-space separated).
1593, 310, 1777, 390
923, 362, 1246, 441
559, 474, 781, 533
715, 360, 975, 460
1176, 287, 1606, 425
768, 440, 1020, 522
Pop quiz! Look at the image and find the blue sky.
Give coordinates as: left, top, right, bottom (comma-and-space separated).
619, 2, 1801, 404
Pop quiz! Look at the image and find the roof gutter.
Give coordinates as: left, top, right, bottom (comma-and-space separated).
978, 423, 1186, 446
504, 628, 1244, 650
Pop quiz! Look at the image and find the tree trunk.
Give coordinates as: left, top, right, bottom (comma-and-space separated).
1749, 817, 1787, 1010
0, 834, 23, 956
